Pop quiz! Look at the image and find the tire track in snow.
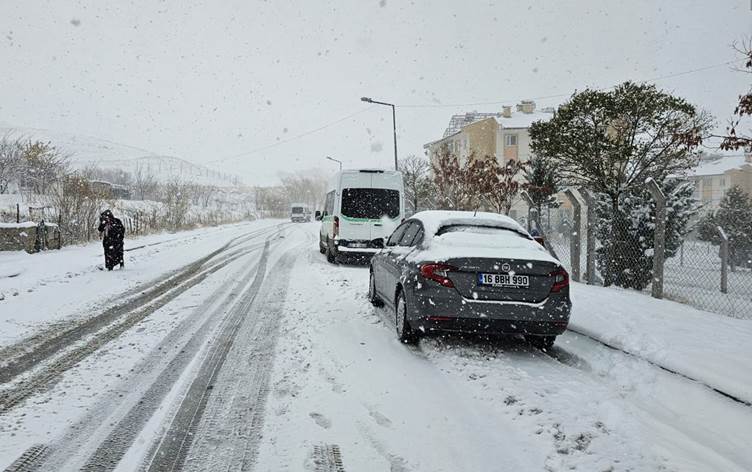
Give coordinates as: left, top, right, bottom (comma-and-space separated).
0, 226, 288, 414
0, 223, 286, 380
310, 444, 346, 472
18, 241, 267, 471
0, 239, 273, 415
2, 444, 49, 472
72, 239, 274, 472
174, 250, 297, 472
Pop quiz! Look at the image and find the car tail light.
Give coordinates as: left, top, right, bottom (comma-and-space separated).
420, 263, 457, 288
549, 268, 569, 292
333, 216, 339, 238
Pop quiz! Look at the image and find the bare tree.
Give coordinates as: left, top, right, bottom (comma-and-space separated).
430, 145, 488, 210
18, 140, 68, 196
162, 179, 192, 230
398, 154, 431, 214
479, 158, 528, 215
49, 169, 106, 243
279, 169, 328, 210
716, 39, 752, 152
133, 164, 159, 200
0, 137, 23, 194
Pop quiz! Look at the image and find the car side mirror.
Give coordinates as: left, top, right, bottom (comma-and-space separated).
534, 236, 545, 247
315, 211, 322, 221
372, 238, 385, 249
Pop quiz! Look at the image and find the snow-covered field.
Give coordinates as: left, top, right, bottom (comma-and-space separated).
0, 222, 750, 471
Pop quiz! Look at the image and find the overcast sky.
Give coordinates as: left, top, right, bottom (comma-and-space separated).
1, 0, 750, 185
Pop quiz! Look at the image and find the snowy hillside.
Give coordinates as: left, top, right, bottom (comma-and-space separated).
0, 126, 243, 188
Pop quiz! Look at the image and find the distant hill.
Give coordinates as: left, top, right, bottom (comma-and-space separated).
0, 126, 243, 188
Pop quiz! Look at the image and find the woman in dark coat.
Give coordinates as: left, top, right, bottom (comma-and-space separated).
98, 210, 125, 270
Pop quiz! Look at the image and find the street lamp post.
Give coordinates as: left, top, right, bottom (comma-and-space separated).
326, 155, 342, 171
361, 97, 398, 171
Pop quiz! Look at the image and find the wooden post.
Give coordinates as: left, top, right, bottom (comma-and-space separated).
563, 189, 582, 282
646, 178, 666, 299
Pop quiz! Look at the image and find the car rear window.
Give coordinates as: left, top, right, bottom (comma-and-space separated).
436, 224, 528, 239
292, 207, 304, 213
341, 188, 399, 219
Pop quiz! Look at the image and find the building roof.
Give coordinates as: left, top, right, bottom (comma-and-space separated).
443, 112, 501, 137
497, 110, 553, 129
441, 108, 553, 137
689, 154, 751, 177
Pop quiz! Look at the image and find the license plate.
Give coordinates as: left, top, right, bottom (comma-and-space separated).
478, 273, 529, 287
349, 242, 367, 248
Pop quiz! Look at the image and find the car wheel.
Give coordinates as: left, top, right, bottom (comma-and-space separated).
368, 270, 383, 307
319, 236, 326, 254
526, 335, 556, 350
326, 238, 336, 264
395, 290, 419, 344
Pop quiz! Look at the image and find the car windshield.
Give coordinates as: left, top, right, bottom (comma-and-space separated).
341, 188, 399, 219
291, 207, 304, 213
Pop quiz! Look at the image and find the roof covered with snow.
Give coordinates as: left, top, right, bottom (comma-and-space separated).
408, 211, 559, 265
411, 210, 527, 237
689, 154, 751, 177
497, 110, 553, 129
440, 108, 553, 138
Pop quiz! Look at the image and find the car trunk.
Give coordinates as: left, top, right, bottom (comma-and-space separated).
444, 257, 559, 303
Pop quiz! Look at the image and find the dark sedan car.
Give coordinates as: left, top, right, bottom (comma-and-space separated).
368, 211, 571, 348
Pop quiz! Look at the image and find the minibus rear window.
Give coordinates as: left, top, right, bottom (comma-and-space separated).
341, 188, 400, 219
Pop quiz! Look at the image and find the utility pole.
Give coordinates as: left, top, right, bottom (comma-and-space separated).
361, 97, 398, 170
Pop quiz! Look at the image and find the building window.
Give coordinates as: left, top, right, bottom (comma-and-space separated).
720, 177, 726, 187
505, 134, 518, 146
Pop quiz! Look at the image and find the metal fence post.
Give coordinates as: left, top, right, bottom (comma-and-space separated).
646, 178, 666, 299
563, 189, 582, 282
718, 226, 728, 294
578, 187, 597, 285
521, 191, 536, 232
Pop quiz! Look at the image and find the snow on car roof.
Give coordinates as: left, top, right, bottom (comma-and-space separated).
409, 210, 561, 265
410, 210, 527, 237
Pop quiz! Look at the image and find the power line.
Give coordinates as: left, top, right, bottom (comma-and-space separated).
214, 58, 745, 162
208, 106, 375, 164
396, 59, 744, 109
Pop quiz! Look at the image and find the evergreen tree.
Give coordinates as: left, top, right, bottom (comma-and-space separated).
524, 154, 560, 227
530, 82, 711, 289
699, 186, 752, 268
595, 179, 698, 290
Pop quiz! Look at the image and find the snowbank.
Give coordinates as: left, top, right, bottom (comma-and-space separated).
569, 282, 752, 404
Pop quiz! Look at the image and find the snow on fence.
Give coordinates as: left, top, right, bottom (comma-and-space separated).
520, 188, 752, 320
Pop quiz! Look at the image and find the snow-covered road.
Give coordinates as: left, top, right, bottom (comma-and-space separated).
0, 221, 750, 471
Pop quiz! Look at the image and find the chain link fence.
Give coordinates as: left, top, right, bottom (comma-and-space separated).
516, 189, 752, 320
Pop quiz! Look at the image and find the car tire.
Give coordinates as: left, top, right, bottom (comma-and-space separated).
526, 335, 556, 350
319, 236, 326, 254
326, 238, 336, 264
368, 270, 383, 307
395, 290, 419, 345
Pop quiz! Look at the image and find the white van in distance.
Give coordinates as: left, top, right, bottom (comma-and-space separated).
290, 203, 311, 222
317, 169, 404, 263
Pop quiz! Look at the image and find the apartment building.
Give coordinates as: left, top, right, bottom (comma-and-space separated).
687, 153, 752, 212
424, 100, 553, 166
